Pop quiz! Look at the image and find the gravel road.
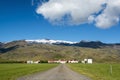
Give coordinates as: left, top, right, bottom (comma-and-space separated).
17, 64, 91, 80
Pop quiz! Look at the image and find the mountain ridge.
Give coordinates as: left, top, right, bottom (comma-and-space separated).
0, 39, 120, 63
1, 39, 120, 49
25, 39, 120, 48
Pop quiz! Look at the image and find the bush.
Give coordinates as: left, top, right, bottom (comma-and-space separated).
40, 60, 48, 63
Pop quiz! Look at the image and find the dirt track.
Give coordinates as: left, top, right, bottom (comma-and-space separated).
17, 64, 91, 80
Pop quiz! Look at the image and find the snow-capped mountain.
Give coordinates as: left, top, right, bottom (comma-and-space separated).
26, 39, 77, 44
1, 39, 119, 49
25, 39, 107, 48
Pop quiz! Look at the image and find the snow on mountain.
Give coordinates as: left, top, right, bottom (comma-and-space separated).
25, 39, 77, 44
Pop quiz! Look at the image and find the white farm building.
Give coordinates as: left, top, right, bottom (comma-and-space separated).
82, 59, 93, 64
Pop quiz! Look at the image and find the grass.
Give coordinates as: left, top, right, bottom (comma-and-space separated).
0, 63, 58, 80
1, 43, 120, 63
68, 63, 120, 80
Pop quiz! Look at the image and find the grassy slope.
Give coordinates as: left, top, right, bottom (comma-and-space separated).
1, 44, 120, 63
68, 63, 120, 80
0, 63, 58, 80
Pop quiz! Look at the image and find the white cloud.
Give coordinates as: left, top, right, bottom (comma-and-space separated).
95, 0, 120, 29
36, 0, 120, 29
88, 15, 95, 23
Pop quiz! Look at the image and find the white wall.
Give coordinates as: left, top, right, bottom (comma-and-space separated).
87, 59, 92, 64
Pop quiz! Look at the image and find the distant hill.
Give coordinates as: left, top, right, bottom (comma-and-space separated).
0, 39, 120, 63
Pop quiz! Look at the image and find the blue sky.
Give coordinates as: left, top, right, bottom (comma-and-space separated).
0, 0, 120, 43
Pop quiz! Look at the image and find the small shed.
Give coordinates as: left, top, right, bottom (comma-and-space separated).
87, 59, 93, 64
27, 60, 33, 64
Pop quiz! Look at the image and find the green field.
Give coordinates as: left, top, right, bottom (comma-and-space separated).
68, 63, 120, 80
0, 63, 58, 80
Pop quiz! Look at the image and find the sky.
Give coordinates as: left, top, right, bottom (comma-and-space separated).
0, 0, 120, 43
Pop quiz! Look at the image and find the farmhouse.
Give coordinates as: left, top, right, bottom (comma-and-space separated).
48, 60, 67, 64
59, 60, 67, 64
81, 59, 93, 64
48, 60, 56, 63
68, 60, 79, 63
27, 60, 40, 64
34, 60, 40, 64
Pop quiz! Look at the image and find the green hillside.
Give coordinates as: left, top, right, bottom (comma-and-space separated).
0, 40, 120, 63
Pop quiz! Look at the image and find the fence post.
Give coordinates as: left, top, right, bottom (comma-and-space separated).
110, 65, 112, 75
